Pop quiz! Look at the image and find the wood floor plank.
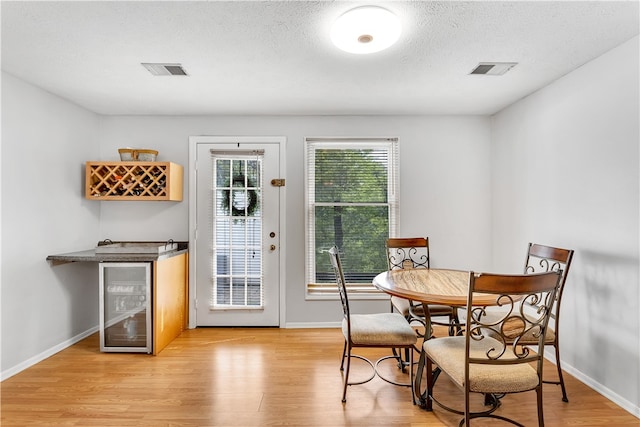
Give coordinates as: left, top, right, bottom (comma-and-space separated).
1, 328, 637, 426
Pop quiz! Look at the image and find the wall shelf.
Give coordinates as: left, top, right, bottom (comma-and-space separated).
85, 161, 183, 201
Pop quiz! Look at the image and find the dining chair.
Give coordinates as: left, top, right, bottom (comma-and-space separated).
386, 237, 460, 341
421, 270, 563, 426
520, 243, 574, 402
328, 246, 417, 403
471, 243, 575, 403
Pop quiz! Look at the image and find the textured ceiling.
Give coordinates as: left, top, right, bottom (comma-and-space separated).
1, 1, 638, 116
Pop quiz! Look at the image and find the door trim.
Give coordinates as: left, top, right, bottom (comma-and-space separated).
188, 136, 287, 329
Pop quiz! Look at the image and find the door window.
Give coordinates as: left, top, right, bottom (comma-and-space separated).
212, 155, 263, 308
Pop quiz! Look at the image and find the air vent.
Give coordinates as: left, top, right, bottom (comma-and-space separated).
470, 62, 517, 76
141, 63, 188, 76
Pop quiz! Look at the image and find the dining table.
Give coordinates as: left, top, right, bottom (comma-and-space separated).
372, 268, 498, 407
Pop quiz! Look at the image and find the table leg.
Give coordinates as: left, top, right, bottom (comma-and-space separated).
413, 304, 434, 408
414, 346, 427, 407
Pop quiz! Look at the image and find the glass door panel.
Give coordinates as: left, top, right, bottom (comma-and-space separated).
99, 262, 151, 353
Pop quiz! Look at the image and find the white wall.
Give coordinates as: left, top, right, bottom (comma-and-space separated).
1, 72, 102, 377
491, 36, 640, 414
98, 115, 493, 323
0, 72, 492, 375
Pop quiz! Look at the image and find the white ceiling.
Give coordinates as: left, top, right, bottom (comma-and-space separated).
1, 1, 638, 116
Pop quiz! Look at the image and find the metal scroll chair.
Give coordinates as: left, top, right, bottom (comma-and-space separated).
482, 243, 574, 402
387, 238, 460, 344
421, 270, 563, 426
519, 243, 574, 402
328, 246, 417, 403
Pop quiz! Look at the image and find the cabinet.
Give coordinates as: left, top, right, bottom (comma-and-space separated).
99, 252, 188, 355
86, 161, 183, 201
152, 253, 188, 355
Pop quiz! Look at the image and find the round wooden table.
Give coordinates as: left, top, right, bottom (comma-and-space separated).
372, 268, 496, 307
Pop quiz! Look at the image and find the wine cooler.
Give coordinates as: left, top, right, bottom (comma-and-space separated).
99, 262, 152, 353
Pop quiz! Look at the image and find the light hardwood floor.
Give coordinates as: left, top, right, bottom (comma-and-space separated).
1, 328, 637, 426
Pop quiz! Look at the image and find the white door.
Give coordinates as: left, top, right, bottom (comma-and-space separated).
190, 137, 284, 326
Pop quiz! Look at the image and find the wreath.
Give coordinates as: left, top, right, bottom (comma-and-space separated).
221, 174, 259, 217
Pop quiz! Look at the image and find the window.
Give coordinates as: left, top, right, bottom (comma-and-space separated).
211, 153, 263, 309
305, 137, 399, 297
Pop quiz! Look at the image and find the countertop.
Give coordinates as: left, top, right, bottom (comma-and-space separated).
46, 241, 188, 264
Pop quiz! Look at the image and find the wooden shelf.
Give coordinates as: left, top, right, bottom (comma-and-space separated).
85, 161, 183, 201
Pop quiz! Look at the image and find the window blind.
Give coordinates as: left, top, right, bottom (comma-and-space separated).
305, 137, 399, 296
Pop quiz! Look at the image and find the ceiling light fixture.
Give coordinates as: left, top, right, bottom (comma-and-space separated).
331, 6, 401, 54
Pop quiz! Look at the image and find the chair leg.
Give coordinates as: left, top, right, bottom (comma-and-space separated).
414, 348, 427, 408
483, 393, 493, 406
451, 308, 462, 336
464, 385, 471, 427
342, 344, 351, 403
536, 385, 544, 427
425, 352, 434, 411
340, 340, 347, 371
390, 309, 414, 372
409, 345, 416, 405
554, 343, 569, 403
448, 314, 456, 336
391, 347, 408, 372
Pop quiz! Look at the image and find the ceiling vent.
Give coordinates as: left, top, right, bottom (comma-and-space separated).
470, 62, 517, 76
141, 63, 188, 76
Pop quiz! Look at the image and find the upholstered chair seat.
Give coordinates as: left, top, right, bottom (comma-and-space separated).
346, 313, 418, 346
425, 336, 540, 394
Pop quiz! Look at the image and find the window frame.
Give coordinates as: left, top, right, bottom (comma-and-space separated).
304, 137, 399, 299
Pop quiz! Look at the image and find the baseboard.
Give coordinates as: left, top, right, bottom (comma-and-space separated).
1, 326, 99, 382
541, 347, 639, 418
284, 321, 341, 329
559, 359, 639, 418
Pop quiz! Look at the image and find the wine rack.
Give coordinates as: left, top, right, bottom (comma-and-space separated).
86, 161, 183, 201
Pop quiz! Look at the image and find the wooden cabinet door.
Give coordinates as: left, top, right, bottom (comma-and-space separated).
153, 253, 188, 355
